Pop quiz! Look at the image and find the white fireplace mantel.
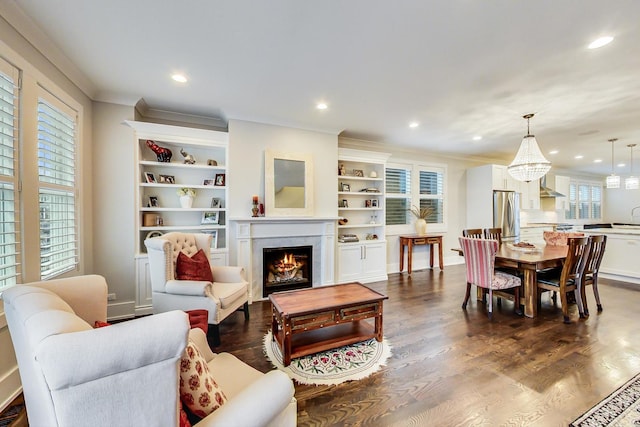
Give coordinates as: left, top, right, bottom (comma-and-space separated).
232, 217, 338, 301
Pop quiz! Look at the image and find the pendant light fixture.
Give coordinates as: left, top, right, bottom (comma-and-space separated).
507, 113, 551, 182
625, 144, 639, 190
605, 138, 620, 189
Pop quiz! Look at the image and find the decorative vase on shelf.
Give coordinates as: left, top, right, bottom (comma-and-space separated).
179, 195, 194, 209
415, 218, 427, 235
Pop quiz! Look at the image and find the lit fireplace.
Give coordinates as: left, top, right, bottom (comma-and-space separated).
263, 245, 312, 296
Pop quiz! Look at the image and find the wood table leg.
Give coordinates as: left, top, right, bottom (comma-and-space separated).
523, 268, 537, 318
429, 243, 434, 268
438, 242, 444, 270
375, 310, 383, 342
399, 240, 405, 272
407, 241, 413, 274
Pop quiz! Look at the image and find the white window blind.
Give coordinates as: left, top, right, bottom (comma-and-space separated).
567, 180, 602, 221
38, 95, 78, 280
0, 58, 21, 289
419, 168, 444, 224
385, 167, 411, 225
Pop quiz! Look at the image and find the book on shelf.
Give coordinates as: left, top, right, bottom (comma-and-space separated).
338, 234, 359, 243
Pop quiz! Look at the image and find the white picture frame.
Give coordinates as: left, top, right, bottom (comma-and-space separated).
205, 230, 218, 249
211, 198, 222, 208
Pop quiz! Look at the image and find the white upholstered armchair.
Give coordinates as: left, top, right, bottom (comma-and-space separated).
144, 232, 250, 345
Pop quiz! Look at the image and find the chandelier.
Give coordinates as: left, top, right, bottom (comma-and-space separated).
625, 144, 639, 190
605, 138, 620, 189
507, 113, 551, 182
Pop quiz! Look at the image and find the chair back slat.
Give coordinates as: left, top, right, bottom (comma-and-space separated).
561, 237, 591, 283
459, 237, 498, 288
462, 228, 483, 239
585, 235, 607, 275
483, 228, 502, 244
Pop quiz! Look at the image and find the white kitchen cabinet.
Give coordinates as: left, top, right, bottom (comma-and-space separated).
520, 180, 540, 210
337, 241, 387, 283
491, 165, 519, 191
555, 175, 571, 214
519, 226, 553, 244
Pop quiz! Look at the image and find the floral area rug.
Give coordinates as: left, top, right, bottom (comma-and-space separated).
263, 331, 391, 386
570, 371, 640, 426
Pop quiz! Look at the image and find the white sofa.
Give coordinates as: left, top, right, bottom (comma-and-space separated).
2, 275, 296, 427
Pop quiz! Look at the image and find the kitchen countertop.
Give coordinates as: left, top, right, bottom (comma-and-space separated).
583, 227, 640, 236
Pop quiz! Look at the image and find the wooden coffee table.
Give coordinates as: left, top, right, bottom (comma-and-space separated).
269, 282, 387, 366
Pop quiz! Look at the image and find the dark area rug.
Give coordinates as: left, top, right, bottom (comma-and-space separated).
570, 372, 640, 426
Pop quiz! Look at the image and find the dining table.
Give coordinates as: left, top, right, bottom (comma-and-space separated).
455, 243, 568, 318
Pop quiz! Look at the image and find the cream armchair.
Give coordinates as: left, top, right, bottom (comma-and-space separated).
145, 232, 250, 346
2, 275, 296, 427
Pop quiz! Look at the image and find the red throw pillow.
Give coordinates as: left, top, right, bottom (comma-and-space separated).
176, 249, 214, 282
94, 320, 111, 328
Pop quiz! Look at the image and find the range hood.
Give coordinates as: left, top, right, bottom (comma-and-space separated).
539, 175, 565, 198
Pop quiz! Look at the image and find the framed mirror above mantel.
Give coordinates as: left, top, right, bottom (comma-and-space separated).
265, 149, 314, 216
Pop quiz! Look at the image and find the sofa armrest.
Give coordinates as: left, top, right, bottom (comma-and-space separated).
211, 266, 246, 283
28, 274, 108, 324
166, 280, 212, 296
188, 327, 216, 362
196, 370, 294, 427
36, 310, 189, 388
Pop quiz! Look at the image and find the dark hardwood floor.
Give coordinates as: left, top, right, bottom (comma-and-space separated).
216, 264, 640, 427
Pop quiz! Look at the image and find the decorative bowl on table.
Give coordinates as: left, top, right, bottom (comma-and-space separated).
507, 241, 541, 253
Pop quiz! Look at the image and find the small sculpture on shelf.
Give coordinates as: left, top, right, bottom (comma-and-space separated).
180, 148, 196, 164
145, 140, 172, 162
252, 195, 259, 217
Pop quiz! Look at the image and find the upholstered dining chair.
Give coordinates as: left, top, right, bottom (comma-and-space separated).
462, 228, 483, 239
483, 228, 502, 244
537, 236, 591, 323
581, 234, 607, 315
145, 232, 249, 346
459, 237, 522, 320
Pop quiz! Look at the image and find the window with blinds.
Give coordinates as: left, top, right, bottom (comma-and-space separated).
38, 96, 78, 280
385, 167, 411, 225
567, 180, 602, 220
419, 169, 444, 223
0, 59, 20, 289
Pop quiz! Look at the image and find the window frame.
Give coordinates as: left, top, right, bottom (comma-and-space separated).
567, 179, 603, 222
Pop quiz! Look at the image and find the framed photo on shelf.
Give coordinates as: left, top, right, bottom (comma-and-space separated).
203, 179, 214, 186
201, 211, 219, 224
371, 199, 378, 208
365, 199, 372, 208
147, 196, 159, 207
214, 173, 226, 186
158, 174, 175, 184
205, 230, 218, 249
341, 199, 348, 208
353, 169, 364, 177
340, 182, 351, 192
211, 198, 222, 208
144, 172, 156, 183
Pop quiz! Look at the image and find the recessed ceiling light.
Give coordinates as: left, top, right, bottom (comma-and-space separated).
409, 122, 419, 128
171, 74, 188, 83
575, 155, 584, 159
618, 163, 626, 168
549, 150, 559, 155
588, 36, 614, 49
316, 103, 328, 110
594, 159, 603, 163
472, 135, 482, 141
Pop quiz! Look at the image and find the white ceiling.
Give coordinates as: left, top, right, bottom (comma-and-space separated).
5, 1, 640, 176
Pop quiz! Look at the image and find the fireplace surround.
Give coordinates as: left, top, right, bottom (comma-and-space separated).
234, 217, 337, 301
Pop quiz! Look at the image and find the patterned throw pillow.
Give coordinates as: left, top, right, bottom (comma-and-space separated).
179, 340, 227, 418
176, 249, 214, 282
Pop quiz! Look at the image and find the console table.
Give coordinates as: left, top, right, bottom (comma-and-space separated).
399, 234, 444, 274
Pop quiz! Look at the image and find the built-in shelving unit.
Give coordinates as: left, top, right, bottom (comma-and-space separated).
336, 148, 391, 283
125, 120, 229, 315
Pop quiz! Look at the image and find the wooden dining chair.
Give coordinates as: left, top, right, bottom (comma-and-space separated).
483, 228, 502, 244
536, 236, 591, 323
462, 228, 483, 239
459, 237, 522, 320
581, 234, 607, 315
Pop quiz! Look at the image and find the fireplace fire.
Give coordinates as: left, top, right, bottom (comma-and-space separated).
263, 245, 312, 296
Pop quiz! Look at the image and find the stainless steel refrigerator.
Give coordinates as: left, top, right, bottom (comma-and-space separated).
493, 190, 520, 242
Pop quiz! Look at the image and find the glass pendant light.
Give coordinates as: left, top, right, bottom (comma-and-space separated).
625, 144, 639, 190
605, 138, 620, 189
508, 113, 551, 182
